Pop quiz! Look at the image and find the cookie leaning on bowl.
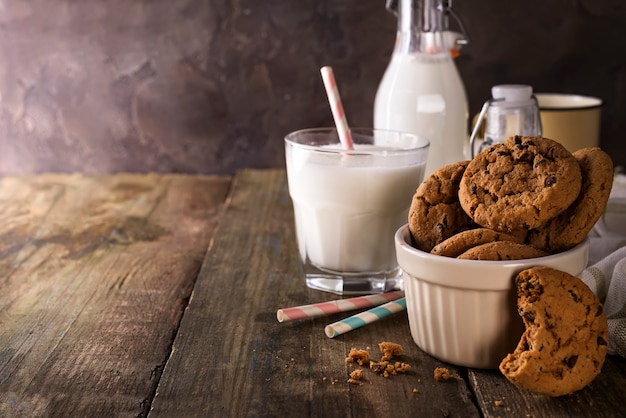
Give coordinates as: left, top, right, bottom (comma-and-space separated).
499, 266, 608, 396
458, 136, 582, 234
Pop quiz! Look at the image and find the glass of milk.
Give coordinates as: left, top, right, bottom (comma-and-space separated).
285, 128, 429, 295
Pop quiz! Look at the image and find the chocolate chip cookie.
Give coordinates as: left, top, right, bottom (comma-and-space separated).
408, 161, 476, 252
458, 136, 582, 233
431, 228, 526, 257
528, 147, 614, 253
457, 241, 547, 261
499, 266, 608, 396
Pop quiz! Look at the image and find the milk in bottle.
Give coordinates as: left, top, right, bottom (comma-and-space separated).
374, 0, 468, 175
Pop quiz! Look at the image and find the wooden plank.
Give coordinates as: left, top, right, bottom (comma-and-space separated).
0, 174, 231, 417
469, 355, 626, 417
150, 169, 480, 417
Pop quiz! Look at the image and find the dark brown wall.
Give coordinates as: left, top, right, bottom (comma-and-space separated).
1, 0, 625, 175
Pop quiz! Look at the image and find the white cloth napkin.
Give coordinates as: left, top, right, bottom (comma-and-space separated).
580, 174, 626, 357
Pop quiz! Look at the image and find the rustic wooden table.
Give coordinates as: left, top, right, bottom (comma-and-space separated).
1, 169, 625, 417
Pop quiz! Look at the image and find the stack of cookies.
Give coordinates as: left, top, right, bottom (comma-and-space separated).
409, 135, 614, 259
407, 135, 613, 396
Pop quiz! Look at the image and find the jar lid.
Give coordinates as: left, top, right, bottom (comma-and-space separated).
491, 84, 533, 103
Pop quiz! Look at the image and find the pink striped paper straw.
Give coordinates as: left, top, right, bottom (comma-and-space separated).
320, 66, 354, 150
276, 291, 404, 323
324, 297, 407, 338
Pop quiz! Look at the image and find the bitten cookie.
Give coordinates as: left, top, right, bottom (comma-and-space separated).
499, 266, 608, 396
528, 147, 614, 253
408, 161, 476, 252
457, 241, 547, 261
458, 136, 582, 233
431, 228, 526, 257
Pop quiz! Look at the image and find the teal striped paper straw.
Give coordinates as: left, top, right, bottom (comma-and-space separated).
324, 297, 407, 338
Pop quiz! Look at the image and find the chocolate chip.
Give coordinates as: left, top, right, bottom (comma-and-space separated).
514, 136, 522, 145
518, 152, 533, 164
568, 289, 581, 303
470, 184, 477, 195
596, 305, 604, 317
370, 362, 386, 375
516, 278, 544, 299
545, 175, 557, 187
522, 310, 535, 323
564, 355, 578, 368
545, 147, 556, 161
533, 158, 547, 169
598, 336, 608, 346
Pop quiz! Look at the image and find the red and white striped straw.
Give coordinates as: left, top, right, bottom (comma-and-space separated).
320, 66, 354, 150
276, 291, 404, 322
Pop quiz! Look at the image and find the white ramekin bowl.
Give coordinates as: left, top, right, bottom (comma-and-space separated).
395, 224, 589, 369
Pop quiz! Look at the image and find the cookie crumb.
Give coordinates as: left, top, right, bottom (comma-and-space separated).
412, 388, 419, 394
370, 360, 411, 378
434, 367, 452, 381
379, 341, 403, 361
370, 360, 391, 377
350, 369, 363, 380
348, 369, 363, 384
394, 361, 411, 373
346, 348, 370, 366
494, 400, 503, 407
345, 342, 410, 382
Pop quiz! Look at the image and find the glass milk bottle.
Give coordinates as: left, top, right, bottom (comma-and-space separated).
374, 0, 469, 175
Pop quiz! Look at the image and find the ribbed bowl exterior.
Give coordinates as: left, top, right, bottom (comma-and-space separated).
395, 225, 589, 369
403, 271, 522, 368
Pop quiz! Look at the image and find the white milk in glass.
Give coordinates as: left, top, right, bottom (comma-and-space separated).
286, 144, 425, 274
374, 52, 468, 175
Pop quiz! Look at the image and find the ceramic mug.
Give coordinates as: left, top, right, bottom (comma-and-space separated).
535, 93, 603, 153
